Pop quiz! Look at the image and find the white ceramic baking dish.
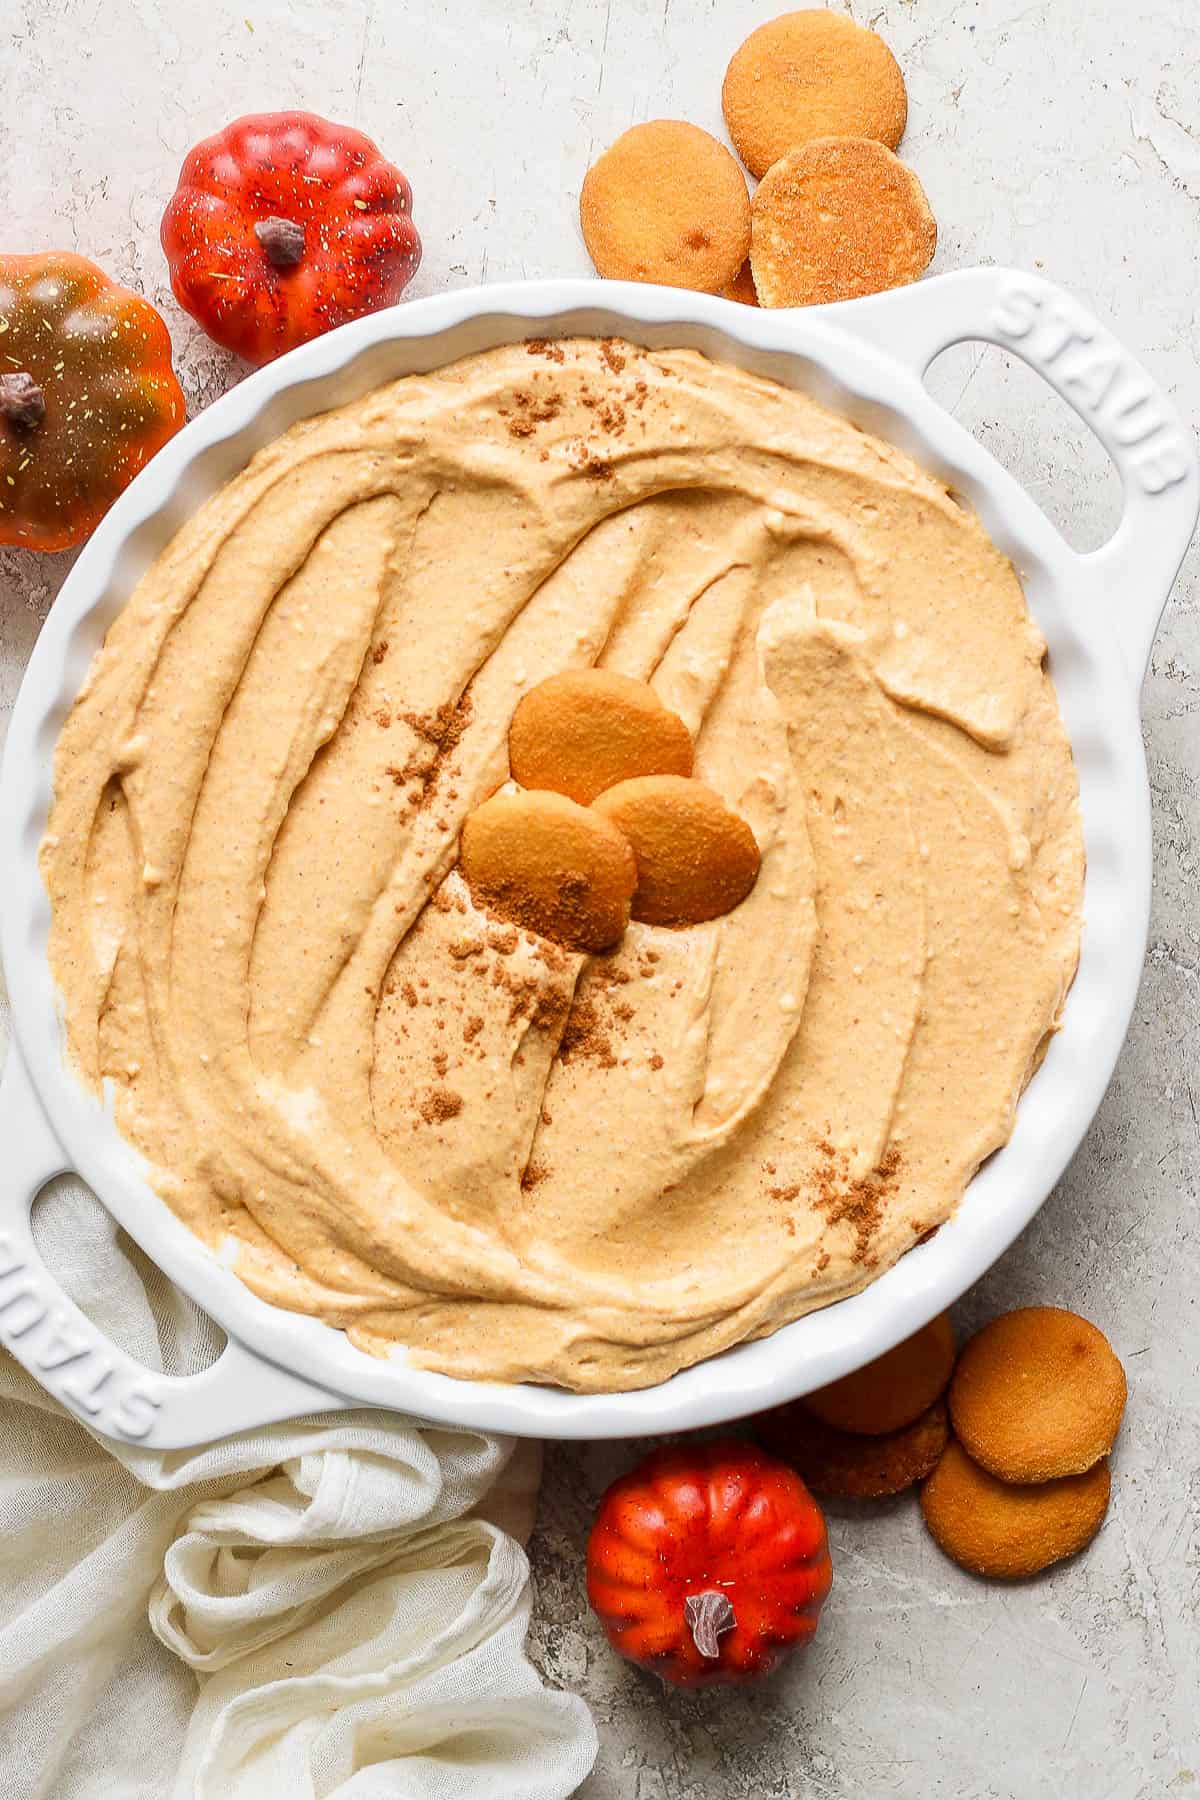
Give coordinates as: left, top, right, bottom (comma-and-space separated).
1, 269, 1195, 1449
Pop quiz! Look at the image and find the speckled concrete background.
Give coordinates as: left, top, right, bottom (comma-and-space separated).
2, 2, 1197, 1795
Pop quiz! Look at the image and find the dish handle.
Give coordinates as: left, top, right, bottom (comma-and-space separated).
0, 1044, 348, 1449
821, 267, 1200, 687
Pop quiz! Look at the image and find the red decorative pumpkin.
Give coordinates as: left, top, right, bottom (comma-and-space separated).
586, 1437, 833, 1686
0, 252, 185, 553
161, 111, 421, 366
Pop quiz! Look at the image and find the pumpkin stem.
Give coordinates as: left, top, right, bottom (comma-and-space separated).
684, 1589, 736, 1659
254, 217, 307, 269
0, 371, 46, 431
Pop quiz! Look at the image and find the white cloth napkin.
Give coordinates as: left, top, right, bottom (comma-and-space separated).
0, 1169, 597, 1800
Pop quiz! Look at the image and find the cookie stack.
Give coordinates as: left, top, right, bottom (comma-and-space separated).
460, 669, 761, 950
580, 9, 936, 308
925, 1307, 1126, 1579
759, 1305, 1127, 1580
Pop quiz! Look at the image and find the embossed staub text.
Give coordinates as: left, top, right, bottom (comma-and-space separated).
0, 1232, 163, 1438
991, 275, 1189, 496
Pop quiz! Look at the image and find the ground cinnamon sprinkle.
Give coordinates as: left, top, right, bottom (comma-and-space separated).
815, 1143, 901, 1264
765, 1139, 901, 1264
506, 388, 563, 438
402, 694, 472, 759
375, 708, 391, 729
591, 956, 630, 986
401, 982, 419, 1008
556, 993, 617, 1069
525, 337, 565, 363
599, 339, 626, 374
391, 695, 474, 813
398, 745, 436, 783
520, 1157, 550, 1191
371, 640, 389, 665
566, 440, 613, 480
420, 1087, 463, 1124
529, 988, 571, 1032
484, 955, 572, 1035
463, 1014, 484, 1043
649, 1052, 664, 1071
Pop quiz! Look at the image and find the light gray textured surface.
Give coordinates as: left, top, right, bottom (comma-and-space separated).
1, 2, 1198, 1796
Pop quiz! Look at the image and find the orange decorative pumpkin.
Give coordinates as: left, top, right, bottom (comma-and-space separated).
586, 1437, 833, 1686
160, 111, 421, 366
0, 252, 185, 553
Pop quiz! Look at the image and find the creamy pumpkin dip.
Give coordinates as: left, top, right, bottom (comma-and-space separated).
42, 338, 1083, 1391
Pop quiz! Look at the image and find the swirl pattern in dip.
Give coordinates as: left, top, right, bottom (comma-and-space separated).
42, 338, 1084, 1390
